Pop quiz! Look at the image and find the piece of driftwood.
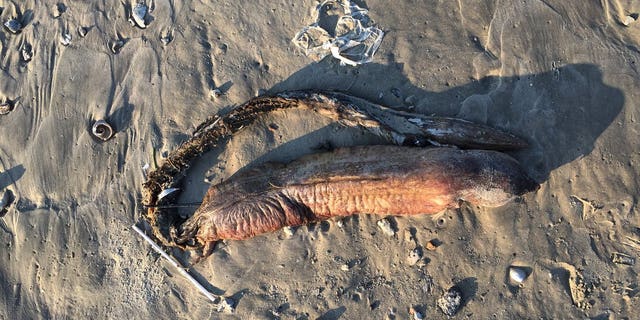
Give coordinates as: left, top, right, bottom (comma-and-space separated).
141, 91, 535, 257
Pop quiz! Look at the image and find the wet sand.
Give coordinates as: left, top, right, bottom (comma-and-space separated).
0, 0, 639, 319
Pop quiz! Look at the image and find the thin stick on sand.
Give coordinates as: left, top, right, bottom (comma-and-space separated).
132, 225, 220, 303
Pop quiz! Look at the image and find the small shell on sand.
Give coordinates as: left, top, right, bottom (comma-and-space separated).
91, 119, 114, 141
437, 286, 463, 316
282, 226, 295, 238
377, 218, 395, 237
111, 39, 125, 54
406, 247, 422, 265
3, 19, 22, 34
509, 266, 529, 283
21, 43, 33, 62
78, 26, 88, 37
425, 239, 439, 251
0, 100, 14, 115
215, 297, 235, 313
160, 35, 172, 45
131, 3, 148, 29
622, 14, 638, 26
60, 31, 72, 46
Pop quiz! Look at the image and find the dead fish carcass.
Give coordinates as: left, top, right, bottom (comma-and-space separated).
174, 145, 537, 256
141, 90, 537, 258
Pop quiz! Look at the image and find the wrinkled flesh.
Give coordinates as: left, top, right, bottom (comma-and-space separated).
177, 146, 537, 251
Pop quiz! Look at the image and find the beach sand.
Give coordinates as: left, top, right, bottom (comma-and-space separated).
0, 0, 639, 319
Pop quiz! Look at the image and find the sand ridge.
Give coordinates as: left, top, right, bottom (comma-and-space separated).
0, 0, 639, 319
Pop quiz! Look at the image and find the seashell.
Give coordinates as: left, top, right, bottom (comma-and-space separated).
282, 226, 295, 238
131, 2, 148, 29
21, 43, 33, 62
3, 19, 22, 34
60, 31, 72, 46
215, 297, 235, 313
406, 247, 422, 266
91, 119, 114, 141
78, 26, 88, 37
509, 266, 529, 284
425, 239, 439, 251
110, 39, 125, 54
437, 286, 462, 316
622, 14, 638, 26
0, 101, 13, 115
160, 34, 172, 45
376, 218, 395, 237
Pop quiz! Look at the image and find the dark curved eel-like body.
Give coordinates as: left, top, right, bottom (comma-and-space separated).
141, 91, 536, 258
174, 145, 537, 257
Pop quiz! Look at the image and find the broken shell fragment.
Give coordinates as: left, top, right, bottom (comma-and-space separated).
217, 297, 235, 313
283, 226, 295, 238
3, 19, 22, 34
437, 286, 463, 316
160, 35, 172, 45
509, 266, 530, 284
91, 120, 114, 141
78, 26, 88, 37
0, 101, 14, 115
131, 3, 148, 29
110, 39, 125, 54
406, 247, 422, 265
377, 218, 395, 237
21, 43, 33, 62
60, 31, 72, 46
425, 239, 439, 251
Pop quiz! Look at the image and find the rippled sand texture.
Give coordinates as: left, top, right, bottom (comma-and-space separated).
0, 0, 639, 319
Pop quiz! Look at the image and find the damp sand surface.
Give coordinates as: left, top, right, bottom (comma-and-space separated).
0, 1, 639, 319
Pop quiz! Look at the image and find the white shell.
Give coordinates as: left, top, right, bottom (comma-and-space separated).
21, 43, 33, 62
509, 266, 529, 283
4, 19, 22, 34
215, 297, 235, 313
131, 3, 148, 28
406, 247, 422, 265
0, 101, 13, 115
623, 15, 637, 26
60, 31, 72, 46
282, 226, 295, 238
78, 26, 88, 37
91, 119, 114, 141
376, 218, 395, 236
